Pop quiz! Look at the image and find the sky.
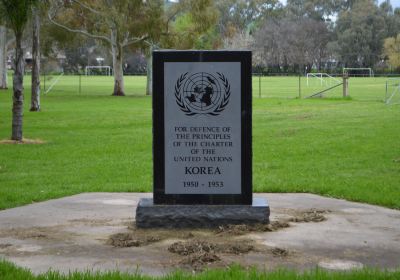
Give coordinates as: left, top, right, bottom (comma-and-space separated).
279, 0, 400, 8
379, 0, 400, 6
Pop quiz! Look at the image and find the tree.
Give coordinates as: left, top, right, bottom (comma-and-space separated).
216, 0, 282, 38
0, 19, 14, 89
0, 0, 37, 140
384, 34, 400, 70
286, 0, 346, 21
254, 17, 331, 72
335, 0, 386, 67
48, 0, 163, 96
0, 25, 8, 89
141, 0, 218, 95
224, 31, 253, 49
30, 5, 40, 111
379, 0, 400, 38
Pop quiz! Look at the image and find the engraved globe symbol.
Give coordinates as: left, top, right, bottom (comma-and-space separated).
182, 72, 223, 114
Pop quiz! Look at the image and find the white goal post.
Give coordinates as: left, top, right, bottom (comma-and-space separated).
385, 78, 400, 105
343, 68, 374, 77
85, 66, 112, 76
306, 73, 341, 86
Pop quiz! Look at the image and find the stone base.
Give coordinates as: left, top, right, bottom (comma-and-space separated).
135, 198, 270, 228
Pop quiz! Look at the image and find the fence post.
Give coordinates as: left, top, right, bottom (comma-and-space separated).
385, 80, 388, 103
343, 73, 349, 98
298, 73, 301, 98
79, 74, 81, 94
259, 72, 261, 98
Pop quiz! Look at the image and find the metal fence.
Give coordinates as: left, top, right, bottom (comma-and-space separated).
11, 72, 399, 103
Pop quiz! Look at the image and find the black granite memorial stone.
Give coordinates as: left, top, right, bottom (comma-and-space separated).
136, 50, 269, 228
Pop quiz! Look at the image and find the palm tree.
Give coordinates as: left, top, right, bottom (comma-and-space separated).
0, 0, 37, 140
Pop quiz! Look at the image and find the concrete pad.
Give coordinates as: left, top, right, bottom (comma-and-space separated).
0, 193, 399, 275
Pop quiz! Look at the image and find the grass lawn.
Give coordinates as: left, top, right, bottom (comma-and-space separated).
1, 260, 400, 280
0, 75, 399, 210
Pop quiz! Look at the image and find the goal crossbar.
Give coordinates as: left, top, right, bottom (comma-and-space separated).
343, 68, 374, 77
306, 73, 341, 86
85, 66, 112, 76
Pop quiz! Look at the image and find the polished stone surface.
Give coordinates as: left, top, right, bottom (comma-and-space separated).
136, 197, 270, 228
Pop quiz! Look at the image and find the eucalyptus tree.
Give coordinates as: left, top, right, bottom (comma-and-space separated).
254, 17, 331, 72
142, 0, 218, 95
0, 25, 8, 89
0, 0, 37, 140
0, 12, 14, 89
379, 1, 400, 38
48, 0, 163, 96
0, 28, 15, 90
30, 4, 40, 111
336, 0, 386, 67
215, 0, 282, 38
384, 34, 400, 70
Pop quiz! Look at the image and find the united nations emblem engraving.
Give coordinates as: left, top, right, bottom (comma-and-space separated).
174, 72, 231, 116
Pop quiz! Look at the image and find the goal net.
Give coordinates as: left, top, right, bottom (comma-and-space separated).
343, 68, 374, 77
385, 78, 400, 105
305, 73, 343, 98
85, 66, 112, 76
307, 73, 341, 87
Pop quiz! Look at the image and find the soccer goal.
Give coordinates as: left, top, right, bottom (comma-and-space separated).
385, 78, 400, 105
85, 66, 112, 76
343, 68, 374, 77
306, 73, 341, 87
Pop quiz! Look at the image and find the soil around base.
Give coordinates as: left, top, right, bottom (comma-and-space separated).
105, 208, 329, 271
0, 138, 46, 145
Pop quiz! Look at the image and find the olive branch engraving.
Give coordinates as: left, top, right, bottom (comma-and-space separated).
174, 72, 231, 116
208, 72, 231, 116
174, 72, 196, 116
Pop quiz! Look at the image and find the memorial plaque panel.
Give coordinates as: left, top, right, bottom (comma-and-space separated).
153, 51, 252, 205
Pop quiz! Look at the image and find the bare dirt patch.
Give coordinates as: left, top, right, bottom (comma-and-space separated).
168, 240, 254, 256
0, 225, 74, 241
288, 209, 329, 223
68, 218, 113, 226
106, 226, 199, 248
0, 138, 46, 145
214, 221, 290, 236
0, 243, 12, 249
168, 240, 254, 271
104, 208, 329, 271
0, 207, 331, 272
213, 208, 329, 236
182, 252, 221, 269
107, 232, 161, 247
271, 247, 289, 257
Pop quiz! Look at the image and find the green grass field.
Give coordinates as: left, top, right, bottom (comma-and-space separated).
1, 260, 400, 280
0, 75, 399, 210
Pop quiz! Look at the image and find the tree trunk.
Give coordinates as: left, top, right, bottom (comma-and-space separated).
0, 26, 7, 89
30, 6, 40, 111
12, 33, 24, 141
111, 29, 125, 96
145, 47, 153, 96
